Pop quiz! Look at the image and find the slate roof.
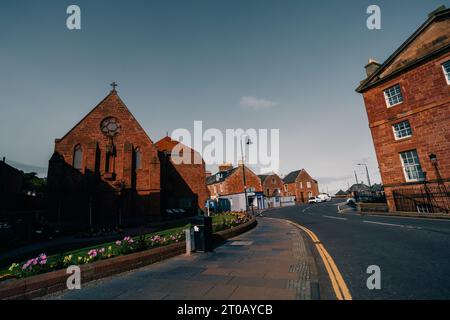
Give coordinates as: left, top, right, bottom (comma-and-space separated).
335, 190, 347, 196
283, 170, 302, 184
206, 167, 238, 185
346, 183, 371, 193
258, 175, 269, 183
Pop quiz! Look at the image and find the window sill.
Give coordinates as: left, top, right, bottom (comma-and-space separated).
387, 102, 404, 108
394, 135, 412, 141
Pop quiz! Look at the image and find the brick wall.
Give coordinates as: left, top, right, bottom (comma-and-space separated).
156, 137, 210, 212
47, 91, 161, 228
361, 51, 450, 211
261, 174, 284, 197
284, 170, 319, 203
208, 166, 262, 197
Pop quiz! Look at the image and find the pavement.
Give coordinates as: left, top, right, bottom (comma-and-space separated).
42, 218, 320, 300
266, 199, 450, 300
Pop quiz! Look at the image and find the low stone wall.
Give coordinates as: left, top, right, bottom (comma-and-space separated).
356, 202, 389, 213
0, 217, 257, 300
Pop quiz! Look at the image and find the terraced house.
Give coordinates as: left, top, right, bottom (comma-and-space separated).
356, 6, 450, 214
206, 163, 264, 211
283, 169, 319, 204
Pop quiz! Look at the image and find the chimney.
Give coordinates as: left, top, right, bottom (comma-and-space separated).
2, 157, 5, 163
365, 58, 381, 77
218, 163, 233, 172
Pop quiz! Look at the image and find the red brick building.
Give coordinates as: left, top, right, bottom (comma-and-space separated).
47, 87, 208, 230
156, 136, 209, 214
207, 164, 264, 211
283, 169, 319, 203
356, 7, 450, 214
258, 173, 284, 197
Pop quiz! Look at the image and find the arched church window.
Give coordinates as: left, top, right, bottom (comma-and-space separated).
73, 144, 83, 170
134, 148, 142, 170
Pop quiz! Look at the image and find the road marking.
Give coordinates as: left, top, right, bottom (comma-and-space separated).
363, 220, 422, 230
302, 206, 312, 213
363, 221, 403, 227
280, 219, 352, 301
323, 215, 348, 221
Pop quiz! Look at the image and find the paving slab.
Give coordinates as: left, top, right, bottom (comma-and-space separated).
42, 217, 319, 300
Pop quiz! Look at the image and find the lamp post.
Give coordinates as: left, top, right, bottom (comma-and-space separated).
240, 135, 252, 213
357, 163, 372, 190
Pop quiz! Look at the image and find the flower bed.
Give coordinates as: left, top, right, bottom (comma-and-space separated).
2, 213, 251, 281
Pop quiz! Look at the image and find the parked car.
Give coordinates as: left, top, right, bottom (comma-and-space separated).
317, 193, 332, 202
308, 197, 322, 204
346, 197, 356, 205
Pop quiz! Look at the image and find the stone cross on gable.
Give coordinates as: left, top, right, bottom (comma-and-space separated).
110, 82, 118, 91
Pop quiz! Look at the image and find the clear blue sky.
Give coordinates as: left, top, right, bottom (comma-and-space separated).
0, 0, 447, 193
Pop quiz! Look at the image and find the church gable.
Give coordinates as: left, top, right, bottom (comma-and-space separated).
53, 89, 160, 192
58, 90, 154, 148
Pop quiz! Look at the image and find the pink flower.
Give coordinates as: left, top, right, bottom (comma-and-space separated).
116, 240, 122, 246
39, 254, 47, 260
88, 249, 98, 258
39, 259, 47, 265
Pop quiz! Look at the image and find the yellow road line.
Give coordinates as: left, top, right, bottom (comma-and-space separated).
283, 219, 353, 300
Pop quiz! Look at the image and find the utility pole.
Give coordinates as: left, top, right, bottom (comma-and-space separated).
357, 163, 372, 189
354, 170, 359, 185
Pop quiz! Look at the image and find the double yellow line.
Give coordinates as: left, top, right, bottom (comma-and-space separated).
285, 220, 353, 300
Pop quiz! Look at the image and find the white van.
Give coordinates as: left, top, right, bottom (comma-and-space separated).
317, 193, 332, 202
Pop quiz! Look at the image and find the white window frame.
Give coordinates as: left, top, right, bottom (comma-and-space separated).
392, 120, 413, 140
442, 60, 450, 85
307, 181, 311, 189
384, 84, 404, 108
399, 150, 425, 182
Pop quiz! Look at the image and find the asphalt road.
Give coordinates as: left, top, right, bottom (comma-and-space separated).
264, 199, 450, 300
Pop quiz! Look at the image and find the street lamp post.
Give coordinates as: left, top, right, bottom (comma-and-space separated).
240, 135, 252, 214
357, 163, 372, 190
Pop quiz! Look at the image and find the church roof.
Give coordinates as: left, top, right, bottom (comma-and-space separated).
356, 6, 450, 93
155, 136, 181, 153
155, 136, 204, 161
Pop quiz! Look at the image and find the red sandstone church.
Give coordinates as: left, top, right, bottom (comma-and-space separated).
47, 86, 209, 231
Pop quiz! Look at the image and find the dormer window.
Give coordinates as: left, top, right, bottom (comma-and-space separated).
384, 84, 404, 107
